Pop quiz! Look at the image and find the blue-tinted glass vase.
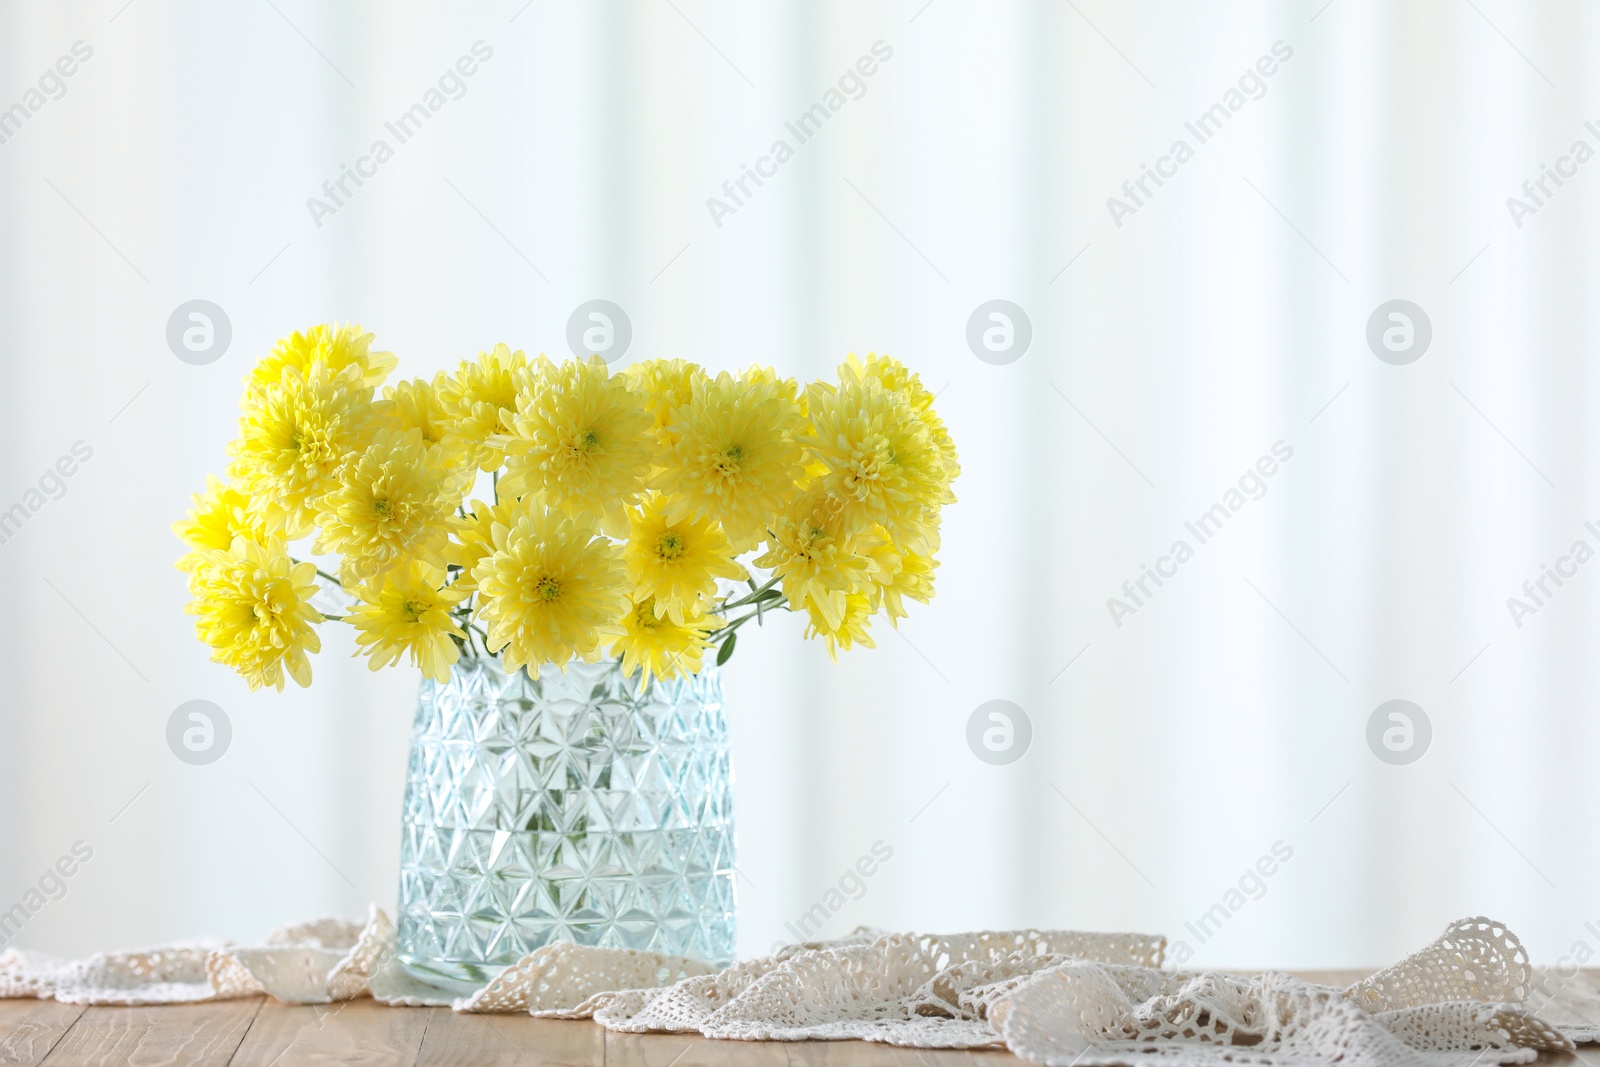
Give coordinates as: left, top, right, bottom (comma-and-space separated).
395, 654, 736, 994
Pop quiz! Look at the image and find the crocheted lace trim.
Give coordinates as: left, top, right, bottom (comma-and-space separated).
3, 913, 1594, 1066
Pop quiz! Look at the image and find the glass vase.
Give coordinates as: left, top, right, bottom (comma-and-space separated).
395, 654, 737, 994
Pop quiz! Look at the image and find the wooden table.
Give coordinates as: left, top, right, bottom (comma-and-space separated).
1, 971, 1595, 1066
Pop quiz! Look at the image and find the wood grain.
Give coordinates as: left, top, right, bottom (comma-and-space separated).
783, 1041, 1019, 1067
37, 999, 260, 1067
0, 1000, 86, 1066
416, 1014, 601, 1066
605, 1030, 791, 1067
228, 999, 431, 1067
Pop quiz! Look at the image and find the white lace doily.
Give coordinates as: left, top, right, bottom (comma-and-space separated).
2, 912, 1594, 1066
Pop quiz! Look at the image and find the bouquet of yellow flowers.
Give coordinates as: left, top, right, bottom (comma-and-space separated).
175, 325, 959, 691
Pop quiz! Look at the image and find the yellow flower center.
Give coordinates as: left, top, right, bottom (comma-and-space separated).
535, 577, 562, 602
254, 592, 284, 622
402, 599, 425, 623
848, 446, 884, 486
655, 532, 684, 560
714, 444, 745, 475
287, 425, 337, 472
372, 499, 391, 515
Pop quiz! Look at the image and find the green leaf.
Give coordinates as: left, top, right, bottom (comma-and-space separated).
716, 632, 737, 666
752, 588, 784, 603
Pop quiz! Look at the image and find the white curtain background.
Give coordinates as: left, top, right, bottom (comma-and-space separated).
1, 0, 1596, 969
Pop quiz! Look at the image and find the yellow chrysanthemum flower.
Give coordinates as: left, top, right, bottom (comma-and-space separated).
374, 375, 460, 467
247, 324, 396, 396
803, 590, 876, 661
472, 505, 628, 677
443, 496, 518, 595
861, 528, 938, 626
348, 561, 466, 683
184, 537, 323, 690
623, 494, 746, 624
229, 363, 378, 537
651, 368, 805, 550
173, 475, 275, 570
314, 428, 462, 585
499, 356, 654, 531
625, 358, 706, 449
611, 596, 722, 683
804, 377, 948, 554
752, 492, 871, 631
437, 343, 528, 471
842, 353, 960, 497
185, 339, 959, 683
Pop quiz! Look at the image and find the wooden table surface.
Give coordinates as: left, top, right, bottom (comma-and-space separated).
2, 971, 1596, 1066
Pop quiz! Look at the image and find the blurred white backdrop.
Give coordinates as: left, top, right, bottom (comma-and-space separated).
2, 0, 1598, 970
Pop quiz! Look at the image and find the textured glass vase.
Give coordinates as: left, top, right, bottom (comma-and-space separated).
395, 654, 736, 994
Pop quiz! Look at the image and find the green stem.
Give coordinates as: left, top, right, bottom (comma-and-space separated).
461, 620, 492, 659
709, 594, 789, 642
719, 573, 782, 612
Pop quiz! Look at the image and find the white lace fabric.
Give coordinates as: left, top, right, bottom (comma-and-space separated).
2, 913, 1594, 1066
